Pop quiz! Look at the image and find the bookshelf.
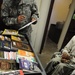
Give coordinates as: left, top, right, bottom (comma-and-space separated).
0, 31, 46, 75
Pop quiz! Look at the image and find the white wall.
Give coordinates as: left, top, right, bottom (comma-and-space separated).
31, 0, 51, 53
50, 0, 72, 24
31, 0, 42, 48
58, 0, 75, 50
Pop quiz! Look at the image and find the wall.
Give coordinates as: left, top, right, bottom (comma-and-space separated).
58, 0, 75, 50
50, 0, 72, 24
31, 0, 51, 53
31, 0, 42, 48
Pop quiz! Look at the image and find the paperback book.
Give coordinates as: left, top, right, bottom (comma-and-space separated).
0, 59, 17, 70
16, 49, 36, 63
0, 70, 24, 75
4, 51, 17, 60
18, 49, 34, 57
11, 41, 31, 51
0, 35, 4, 41
11, 35, 28, 44
2, 41, 11, 49
11, 35, 22, 42
0, 51, 4, 58
4, 36, 11, 41
19, 58, 41, 72
2, 29, 18, 35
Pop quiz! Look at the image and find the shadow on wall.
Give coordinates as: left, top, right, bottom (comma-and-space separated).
48, 21, 64, 44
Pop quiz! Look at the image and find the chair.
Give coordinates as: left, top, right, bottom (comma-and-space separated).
45, 51, 75, 75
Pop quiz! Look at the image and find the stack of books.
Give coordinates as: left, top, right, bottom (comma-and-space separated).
17, 49, 41, 72
0, 29, 41, 73
0, 70, 24, 75
0, 35, 29, 51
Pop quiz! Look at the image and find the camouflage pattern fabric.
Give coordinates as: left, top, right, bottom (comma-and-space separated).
1, 0, 39, 40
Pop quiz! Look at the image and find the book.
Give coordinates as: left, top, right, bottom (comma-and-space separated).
11, 41, 31, 51
0, 70, 24, 75
0, 51, 17, 60
16, 49, 36, 63
0, 35, 4, 41
17, 55, 36, 63
0, 51, 4, 58
2, 41, 11, 49
11, 35, 22, 42
4, 51, 17, 60
18, 49, 34, 57
19, 58, 41, 72
2, 29, 18, 35
11, 35, 28, 44
4, 36, 11, 41
0, 59, 17, 70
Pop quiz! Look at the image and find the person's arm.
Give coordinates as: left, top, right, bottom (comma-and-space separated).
1, 1, 18, 26
31, 0, 39, 23
62, 36, 75, 54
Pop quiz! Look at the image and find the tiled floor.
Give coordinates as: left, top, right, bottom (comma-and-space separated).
38, 37, 58, 68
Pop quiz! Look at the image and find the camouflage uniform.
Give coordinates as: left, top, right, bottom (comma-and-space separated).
1, 0, 39, 40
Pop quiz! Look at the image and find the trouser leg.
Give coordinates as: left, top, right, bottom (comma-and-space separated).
45, 55, 61, 75
52, 63, 66, 75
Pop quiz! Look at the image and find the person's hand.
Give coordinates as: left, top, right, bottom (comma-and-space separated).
61, 59, 70, 63
31, 18, 36, 22
31, 18, 37, 24
62, 52, 70, 60
18, 15, 25, 23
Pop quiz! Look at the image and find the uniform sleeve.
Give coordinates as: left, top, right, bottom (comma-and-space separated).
62, 36, 75, 53
31, 0, 39, 21
1, 1, 18, 26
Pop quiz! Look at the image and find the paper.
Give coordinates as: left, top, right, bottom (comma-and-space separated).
19, 20, 36, 30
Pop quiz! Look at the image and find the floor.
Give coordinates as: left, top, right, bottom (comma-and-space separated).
38, 37, 58, 68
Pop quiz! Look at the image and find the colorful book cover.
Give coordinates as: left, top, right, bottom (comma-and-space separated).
19, 58, 40, 72
11, 35, 22, 42
11, 35, 28, 44
4, 51, 17, 60
18, 49, 34, 57
0, 59, 17, 70
2, 41, 11, 49
4, 36, 11, 41
16, 49, 36, 63
0, 35, 4, 41
16, 55, 36, 63
12, 41, 31, 51
19, 59, 30, 70
0, 70, 24, 75
0, 51, 4, 58
2, 29, 18, 35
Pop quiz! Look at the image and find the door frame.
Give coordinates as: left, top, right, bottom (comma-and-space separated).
39, 0, 55, 54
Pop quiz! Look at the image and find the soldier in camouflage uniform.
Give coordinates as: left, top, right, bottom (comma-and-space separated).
1, 0, 39, 41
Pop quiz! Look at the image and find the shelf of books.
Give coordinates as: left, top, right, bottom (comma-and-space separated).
0, 29, 46, 75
